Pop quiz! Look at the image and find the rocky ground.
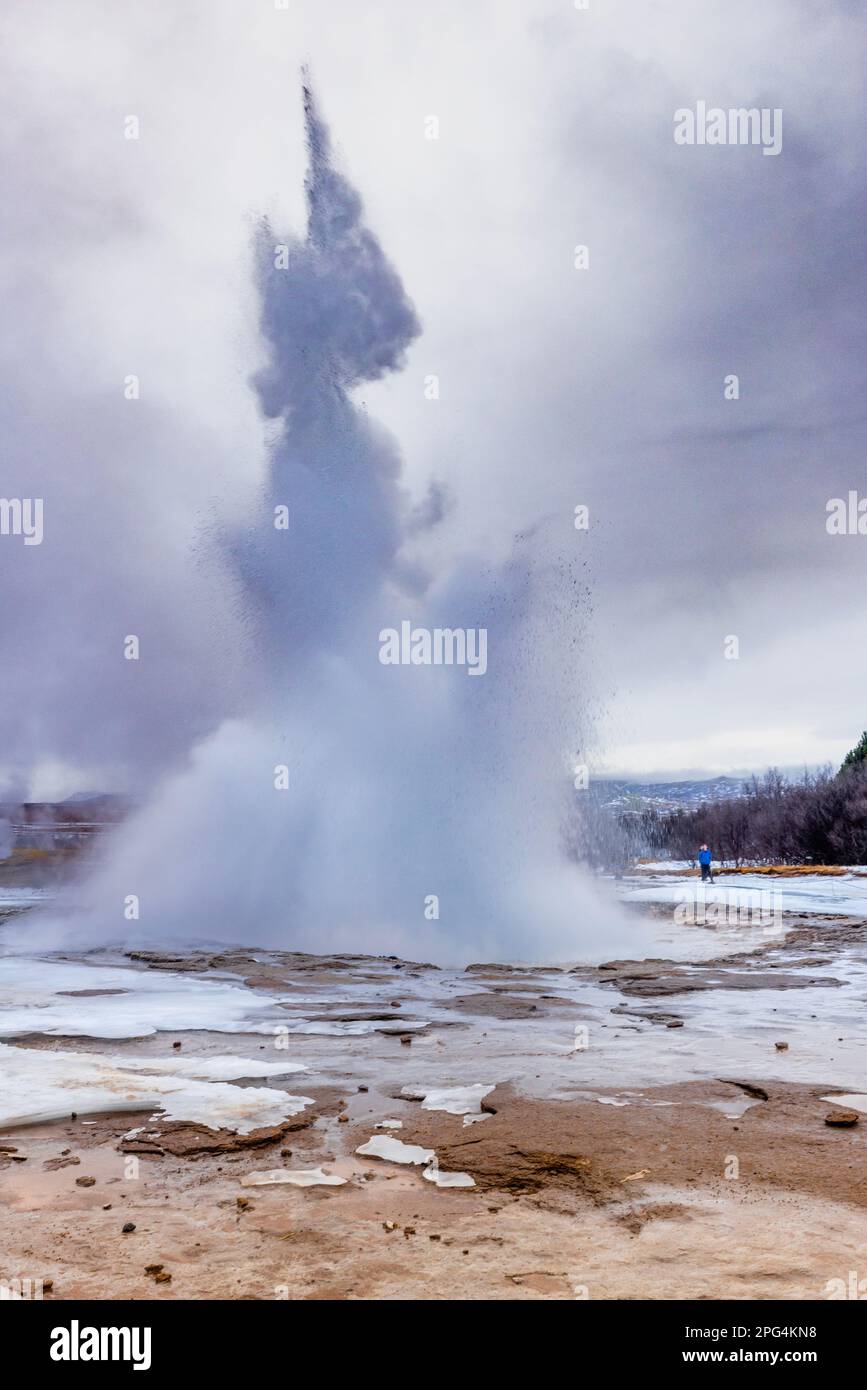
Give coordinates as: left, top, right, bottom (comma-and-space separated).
1, 910, 866, 1300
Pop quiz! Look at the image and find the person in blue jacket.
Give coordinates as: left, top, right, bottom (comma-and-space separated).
698, 843, 714, 882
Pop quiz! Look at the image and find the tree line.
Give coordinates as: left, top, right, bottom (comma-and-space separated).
565, 734, 867, 870
622, 763, 867, 867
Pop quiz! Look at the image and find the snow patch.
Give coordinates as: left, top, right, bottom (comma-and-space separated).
0, 957, 284, 1040
0, 1042, 313, 1132
401, 1082, 495, 1115
241, 1167, 346, 1188
422, 1163, 475, 1188
356, 1135, 434, 1165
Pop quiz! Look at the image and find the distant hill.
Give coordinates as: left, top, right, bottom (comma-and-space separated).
0, 793, 130, 885
0, 794, 129, 831
596, 776, 746, 812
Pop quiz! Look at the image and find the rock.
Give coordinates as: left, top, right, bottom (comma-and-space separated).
154, 1271, 172, 1284
144, 1264, 163, 1275
102, 1204, 112, 1210
338, 1114, 348, 1123
44, 1156, 80, 1171
75, 1176, 96, 1187
43, 1279, 54, 1291
357, 1085, 368, 1093
775, 1041, 789, 1051
122, 1222, 136, 1233
236, 1197, 250, 1209
172, 1041, 182, 1050
382, 1220, 397, 1232
825, 1110, 859, 1127
119, 1115, 311, 1158
665, 1020, 684, 1029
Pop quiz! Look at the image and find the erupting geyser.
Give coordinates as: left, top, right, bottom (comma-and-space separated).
22, 83, 630, 965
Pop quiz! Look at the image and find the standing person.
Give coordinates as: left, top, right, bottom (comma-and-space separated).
697, 843, 714, 882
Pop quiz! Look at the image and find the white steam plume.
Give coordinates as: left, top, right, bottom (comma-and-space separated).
20, 83, 631, 966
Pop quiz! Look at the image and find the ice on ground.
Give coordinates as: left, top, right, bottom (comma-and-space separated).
241, 1167, 346, 1188
0, 1042, 313, 1131
422, 1163, 475, 1188
0, 956, 284, 1039
356, 1135, 434, 1165
401, 1082, 495, 1115
375, 1119, 403, 1129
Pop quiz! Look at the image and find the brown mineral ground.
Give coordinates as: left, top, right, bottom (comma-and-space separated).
1, 909, 866, 1300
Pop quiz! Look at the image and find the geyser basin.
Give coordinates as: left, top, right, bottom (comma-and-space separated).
18, 83, 629, 966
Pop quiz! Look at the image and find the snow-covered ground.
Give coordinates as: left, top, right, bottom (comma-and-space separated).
622, 870, 867, 918
0, 931, 866, 1128
0, 864, 864, 1138
0, 956, 286, 1039
0, 1042, 314, 1130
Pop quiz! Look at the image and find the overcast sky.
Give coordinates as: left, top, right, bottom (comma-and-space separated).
0, 0, 864, 798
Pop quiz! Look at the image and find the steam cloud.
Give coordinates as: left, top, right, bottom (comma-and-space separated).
22, 85, 630, 966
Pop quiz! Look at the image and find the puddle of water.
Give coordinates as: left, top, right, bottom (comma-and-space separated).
820, 1093, 867, 1114
0, 1143, 131, 1213
698, 1096, 762, 1120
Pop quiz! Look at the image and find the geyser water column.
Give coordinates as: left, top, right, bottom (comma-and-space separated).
22, 83, 632, 966
235, 82, 422, 663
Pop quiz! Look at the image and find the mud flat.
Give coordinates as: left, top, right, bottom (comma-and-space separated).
1, 905, 867, 1300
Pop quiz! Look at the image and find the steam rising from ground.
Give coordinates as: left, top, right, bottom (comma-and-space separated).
22, 86, 629, 966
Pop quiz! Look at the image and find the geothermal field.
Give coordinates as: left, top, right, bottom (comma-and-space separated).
2, 867, 867, 1301
1, 1, 864, 1352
